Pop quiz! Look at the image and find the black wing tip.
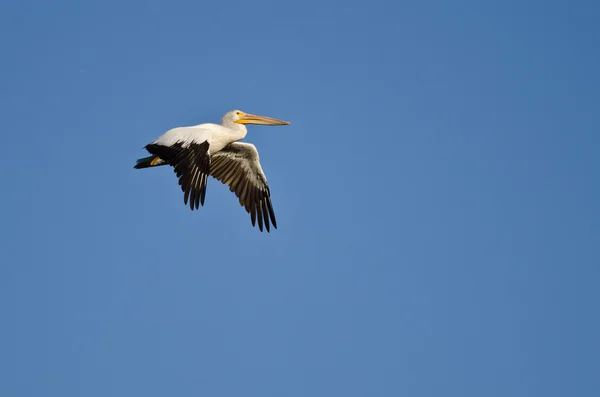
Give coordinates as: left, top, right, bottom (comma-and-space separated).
245, 196, 277, 233
151, 141, 210, 213
185, 195, 204, 210
251, 211, 277, 233
256, 223, 277, 233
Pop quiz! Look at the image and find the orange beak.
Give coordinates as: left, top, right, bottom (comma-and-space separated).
235, 112, 290, 126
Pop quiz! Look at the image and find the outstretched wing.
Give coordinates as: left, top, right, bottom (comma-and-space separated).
144, 127, 212, 210
210, 142, 277, 232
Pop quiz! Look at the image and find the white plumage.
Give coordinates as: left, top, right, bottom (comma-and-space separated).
151, 126, 213, 149
134, 110, 290, 232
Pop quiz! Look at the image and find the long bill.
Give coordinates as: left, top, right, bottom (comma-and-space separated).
235, 113, 290, 126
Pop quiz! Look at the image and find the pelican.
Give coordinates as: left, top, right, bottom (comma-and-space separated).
134, 110, 290, 232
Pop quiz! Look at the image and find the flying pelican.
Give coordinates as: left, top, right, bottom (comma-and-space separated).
134, 110, 290, 232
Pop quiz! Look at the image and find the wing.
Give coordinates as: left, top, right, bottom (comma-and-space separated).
210, 142, 277, 232
145, 127, 212, 210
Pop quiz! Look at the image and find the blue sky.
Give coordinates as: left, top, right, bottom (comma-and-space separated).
1, 0, 598, 396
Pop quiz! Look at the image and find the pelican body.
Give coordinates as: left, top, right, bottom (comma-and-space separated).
134, 110, 290, 232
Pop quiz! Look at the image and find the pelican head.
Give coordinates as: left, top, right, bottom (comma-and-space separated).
223, 110, 290, 126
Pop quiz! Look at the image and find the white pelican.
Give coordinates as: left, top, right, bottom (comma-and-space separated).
134, 110, 290, 232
